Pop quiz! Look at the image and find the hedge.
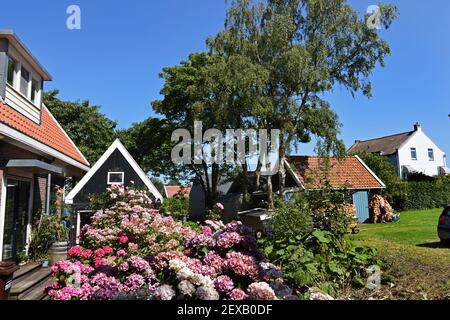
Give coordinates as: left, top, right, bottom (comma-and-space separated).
404, 175, 450, 210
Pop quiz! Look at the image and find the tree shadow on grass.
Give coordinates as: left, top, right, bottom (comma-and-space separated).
416, 242, 450, 249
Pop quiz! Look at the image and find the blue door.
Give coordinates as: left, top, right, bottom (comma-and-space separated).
353, 191, 369, 223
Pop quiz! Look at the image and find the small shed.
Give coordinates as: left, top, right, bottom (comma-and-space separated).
65, 139, 163, 244
285, 156, 386, 222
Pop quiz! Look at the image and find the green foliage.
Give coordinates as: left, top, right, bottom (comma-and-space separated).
151, 0, 397, 207
262, 188, 380, 296
28, 214, 68, 261
160, 196, 190, 220
351, 151, 408, 210
261, 231, 380, 296
206, 0, 397, 203
44, 90, 117, 164
405, 175, 450, 210
150, 177, 165, 198
16, 252, 29, 264
269, 197, 313, 240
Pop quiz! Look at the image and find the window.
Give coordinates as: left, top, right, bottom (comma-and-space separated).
7, 56, 16, 86
107, 172, 124, 185
20, 66, 30, 97
31, 78, 40, 104
428, 148, 434, 161
410, 148, 417, 160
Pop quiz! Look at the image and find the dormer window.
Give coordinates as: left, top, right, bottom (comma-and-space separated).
1, 31, 52, 124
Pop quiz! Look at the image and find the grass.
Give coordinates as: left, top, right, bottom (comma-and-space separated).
348, 208, 450, 300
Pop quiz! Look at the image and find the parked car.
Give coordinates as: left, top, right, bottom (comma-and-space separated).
438, 205, 450, 245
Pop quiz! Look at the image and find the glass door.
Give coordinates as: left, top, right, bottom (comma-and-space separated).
2, 179, 31, 261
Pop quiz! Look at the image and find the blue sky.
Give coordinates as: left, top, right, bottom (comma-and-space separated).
2, 0, 449, 155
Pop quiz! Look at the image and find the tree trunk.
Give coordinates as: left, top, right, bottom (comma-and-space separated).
241, 162, 252, 209
266, 159, 274, 209
278, 143, 286, 197
255, 157, 263, 190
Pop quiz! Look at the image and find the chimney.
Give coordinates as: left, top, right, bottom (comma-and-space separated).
414, 122, 421, 131
355, 140, 361, 144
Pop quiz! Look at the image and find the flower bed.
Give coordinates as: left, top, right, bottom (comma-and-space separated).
46, 185, 292, 300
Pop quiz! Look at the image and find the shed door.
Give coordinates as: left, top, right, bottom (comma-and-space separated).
353, 191, 369, 223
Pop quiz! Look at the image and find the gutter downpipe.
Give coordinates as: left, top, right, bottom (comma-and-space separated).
46, 173, 51, 215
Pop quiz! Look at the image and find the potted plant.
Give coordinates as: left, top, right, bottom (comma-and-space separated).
47, 215, 69, 265
47, 187, 69, 265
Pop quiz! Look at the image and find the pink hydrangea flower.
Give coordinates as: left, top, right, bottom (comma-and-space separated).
229, 288, 248, 300
116, 249, 127, 257
214, 275, 234, 293
202, 226, 212, 237
81, 249, 93, 259
118, 235, 129, 244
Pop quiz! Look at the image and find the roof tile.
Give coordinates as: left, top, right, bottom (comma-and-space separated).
287, 156, 384, 190
0, 102, 89, 166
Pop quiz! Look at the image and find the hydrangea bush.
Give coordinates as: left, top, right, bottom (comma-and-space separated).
46, 185, 292, 300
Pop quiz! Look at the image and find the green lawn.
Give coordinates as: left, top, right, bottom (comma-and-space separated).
348, 209, 450, 300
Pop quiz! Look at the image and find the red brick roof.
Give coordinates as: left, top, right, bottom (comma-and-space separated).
164, 186, 192, 198
0, 102, 89, 166
287, 156, 384, 190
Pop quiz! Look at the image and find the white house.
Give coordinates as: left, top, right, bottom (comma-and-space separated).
348, 123, 448, 179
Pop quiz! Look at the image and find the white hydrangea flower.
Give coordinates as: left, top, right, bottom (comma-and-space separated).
177, 267, 194, 281
154, 284, 176, 300
178, 280, 196, 296
169, 259, 186, 272
195, 285, 220, 300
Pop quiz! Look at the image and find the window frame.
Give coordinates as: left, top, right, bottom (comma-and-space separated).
107, 172, 125, 185
428, 148, 434, 161
6, 55, 17, 86
30, 78, 40, 105
410, 147, 417, 161
19, 66, 31, 98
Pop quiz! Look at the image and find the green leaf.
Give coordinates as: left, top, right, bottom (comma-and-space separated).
312, 230, 331, 243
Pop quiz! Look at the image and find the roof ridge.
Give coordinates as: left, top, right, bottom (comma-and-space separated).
354, 130, 413, 144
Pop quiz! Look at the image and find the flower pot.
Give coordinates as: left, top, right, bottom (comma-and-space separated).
48, 241, 68, 265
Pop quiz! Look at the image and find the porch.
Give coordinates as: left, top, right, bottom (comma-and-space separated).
0, 158, 66, 262
9, 262, 51, 300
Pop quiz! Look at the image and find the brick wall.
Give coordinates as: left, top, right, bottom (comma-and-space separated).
34, 176, 47, 214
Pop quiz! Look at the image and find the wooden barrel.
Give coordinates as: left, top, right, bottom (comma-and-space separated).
48, 241, 68, 265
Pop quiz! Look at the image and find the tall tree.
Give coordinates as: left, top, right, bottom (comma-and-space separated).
44, 90, 117, 164
207, 0, 397, 206
151, 53, 242, 209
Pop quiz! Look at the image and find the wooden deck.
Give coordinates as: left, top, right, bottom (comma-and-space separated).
9, 262, 52, 300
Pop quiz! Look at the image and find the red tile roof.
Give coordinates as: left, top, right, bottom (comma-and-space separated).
0, 102, 89, 166
164, 186, 192, 198
287, 156, 385, 190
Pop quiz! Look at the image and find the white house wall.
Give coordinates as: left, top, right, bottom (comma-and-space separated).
397, 129, 446, 177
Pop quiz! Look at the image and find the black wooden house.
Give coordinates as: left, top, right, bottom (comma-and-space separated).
65, 139, 163, 244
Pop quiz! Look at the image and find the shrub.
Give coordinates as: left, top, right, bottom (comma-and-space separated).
159, 196, 189, 220
405, 175, 450, 210
46, 185, 292, 300
260, 188, 380, 296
